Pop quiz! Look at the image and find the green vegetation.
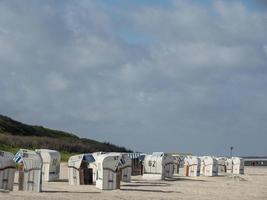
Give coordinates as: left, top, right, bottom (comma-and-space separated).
0, 143, 73, 161
0, 114, 131, 161
60, 151, 77, 162
0, 114, 79, 138
0, 143, 19, 155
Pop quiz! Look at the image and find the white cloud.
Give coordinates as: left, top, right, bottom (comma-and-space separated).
45, 72, 70, 92
264, 45, 267, 55
0, 0, 267, 155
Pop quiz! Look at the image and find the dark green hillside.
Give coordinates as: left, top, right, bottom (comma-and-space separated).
0, 114, 131, 161
0, 114, 78, 138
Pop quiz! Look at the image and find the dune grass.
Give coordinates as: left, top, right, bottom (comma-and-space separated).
0, 144, 74, 162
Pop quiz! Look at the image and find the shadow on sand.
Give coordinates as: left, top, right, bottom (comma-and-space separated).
0, 190, 10, 193
165, 177, 208, 182
42, 190, 101, 194
122, 183, 170, 187
120, 188, 181, 193
131, 181, 169, 185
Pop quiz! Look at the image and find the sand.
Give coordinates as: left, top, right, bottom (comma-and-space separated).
1, 165, 267, 200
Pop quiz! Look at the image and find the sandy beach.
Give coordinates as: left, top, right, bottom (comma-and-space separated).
1, 165, 266, 200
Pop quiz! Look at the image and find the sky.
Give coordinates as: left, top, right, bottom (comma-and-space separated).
0, 0, 267, 156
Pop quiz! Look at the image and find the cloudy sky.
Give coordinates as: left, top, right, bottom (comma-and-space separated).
0, 0, 267, 156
